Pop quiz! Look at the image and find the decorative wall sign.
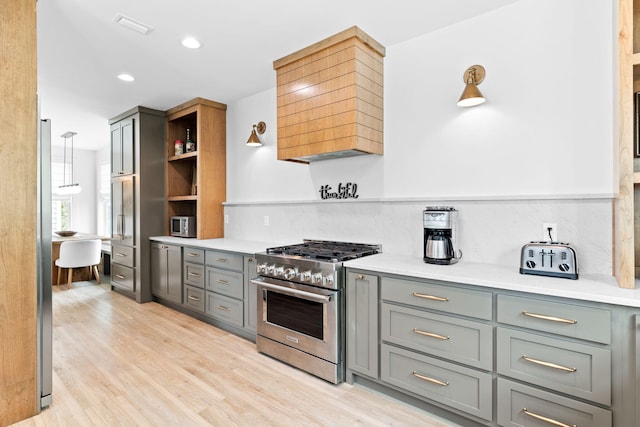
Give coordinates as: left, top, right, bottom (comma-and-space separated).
319, 182, 359, 200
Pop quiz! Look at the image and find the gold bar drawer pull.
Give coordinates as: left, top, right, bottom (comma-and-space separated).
188, 295, 201, 302
412, 371, 449, 386
216, 258, 228, 263
522, 355, 577, 373
216, 279, 231, 285
413, 328, 450, 341
522, 311, 577, 324
412, 292, 449, 302
188, 272, 201, 277
115, 274, 127, 280
216, 305, 230, 312
115, 253, 127, 257
522, 408, 576, 427
187, 253, 200, 258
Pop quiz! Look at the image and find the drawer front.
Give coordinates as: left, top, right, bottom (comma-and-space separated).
381, 277, 492, 320
496, 327, 611, 405
497, 294, 611, 344
111, 244, 135, 268
183, 247, 205, 264
206, 267, 243, 299
497, 378, 612, 427
206, 292, 243, 327
381, 303, 492, 370
381, 344, 492, 421
111, 263, 135, 291
183, 285, 205, 313
184, 262, 205, 288
205, 250, 243, 271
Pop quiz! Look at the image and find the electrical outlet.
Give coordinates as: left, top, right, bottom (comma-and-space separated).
542, 223, 557, 242
264, 216, 270, 226
224, 214, 229, 224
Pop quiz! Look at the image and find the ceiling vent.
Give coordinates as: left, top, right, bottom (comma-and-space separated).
114, 14, 154, 35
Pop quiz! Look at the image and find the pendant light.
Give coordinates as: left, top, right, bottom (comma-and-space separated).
56, 131, 82, 195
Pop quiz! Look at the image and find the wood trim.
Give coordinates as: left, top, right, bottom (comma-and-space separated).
165, 97, 226, 117
273, 26, 386, 70
615, 0, 636, 288
0, 0, 38, 424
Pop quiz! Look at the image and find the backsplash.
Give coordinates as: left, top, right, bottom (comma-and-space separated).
223, 197, 613, 275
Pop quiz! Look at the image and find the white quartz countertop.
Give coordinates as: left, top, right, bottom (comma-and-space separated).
149, 236, 282, 255
344, 253, 640, 308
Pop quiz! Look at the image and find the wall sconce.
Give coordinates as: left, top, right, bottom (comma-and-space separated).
246, 121, 266, 146
457, 65, 486, 107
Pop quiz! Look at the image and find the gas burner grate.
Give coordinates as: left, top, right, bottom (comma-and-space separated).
266, 240, 381, 263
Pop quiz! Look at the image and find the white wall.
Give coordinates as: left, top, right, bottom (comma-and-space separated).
226, 0, 614, 202
222, 0, 616, 276
51, 146, 97, 233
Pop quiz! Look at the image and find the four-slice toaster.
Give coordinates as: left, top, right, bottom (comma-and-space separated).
519, 241, 578, 280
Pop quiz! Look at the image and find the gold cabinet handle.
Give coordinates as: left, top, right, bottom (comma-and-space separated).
115, 253, 127, 257
412, 292, 449, 302
186, 253, 201, 258
413, 328, 450, 341
357, 274, 365, 280
522, 311, 577, 324
522, 355, 577, 373
216, 279, 231, 285
115, 274, 126, 279
188, 295, 201, 302
187, 272, 201, 277
216, 258, 228, 263
523, 408, 576, 427
216, 305, 230, 312
411, 371, 449, 386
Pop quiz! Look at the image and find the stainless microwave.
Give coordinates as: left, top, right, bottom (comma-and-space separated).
170, 216, 196, 238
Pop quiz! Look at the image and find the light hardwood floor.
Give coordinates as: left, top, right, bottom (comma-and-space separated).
12, 281, 459, 427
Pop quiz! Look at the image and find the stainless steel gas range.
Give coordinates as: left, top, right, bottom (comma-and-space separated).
251, 239, 381, 384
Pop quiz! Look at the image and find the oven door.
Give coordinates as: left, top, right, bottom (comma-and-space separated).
252, 276, 340, 364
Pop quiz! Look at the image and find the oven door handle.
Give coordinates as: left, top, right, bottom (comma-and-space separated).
251, 279, 332, 303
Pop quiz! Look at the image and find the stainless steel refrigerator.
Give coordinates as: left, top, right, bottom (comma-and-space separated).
37, 118, 52, 408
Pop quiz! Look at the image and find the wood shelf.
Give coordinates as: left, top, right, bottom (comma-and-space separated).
168, 195, 197, 202
168, 151, 198, 162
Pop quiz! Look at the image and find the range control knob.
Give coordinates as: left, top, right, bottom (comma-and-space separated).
299, 270, 312, 281
257, 263, 268, 274
525, 260, 536, 269
558, 263, 571, 272
323, 275, 334, 287
311, 273, 323, 284
266, 264, 276, 275
284, 267, 297, 280
274, 266, 284, 277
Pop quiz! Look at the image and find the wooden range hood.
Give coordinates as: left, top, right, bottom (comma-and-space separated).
273, 26, 385, 163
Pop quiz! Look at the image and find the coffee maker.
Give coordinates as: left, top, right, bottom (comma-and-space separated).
423, 206, 461, 265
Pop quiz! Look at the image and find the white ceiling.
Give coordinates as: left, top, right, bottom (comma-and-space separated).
37, 0, 517, 150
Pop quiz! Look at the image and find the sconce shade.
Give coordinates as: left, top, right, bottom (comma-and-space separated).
457, 65, 486, 107
246, 121, 266, 146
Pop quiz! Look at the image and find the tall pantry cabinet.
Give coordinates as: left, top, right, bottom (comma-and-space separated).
109, 106, 166, 303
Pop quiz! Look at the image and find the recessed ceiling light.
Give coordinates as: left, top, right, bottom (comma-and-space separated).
114, 14, 154, 35
181, 37, 201, 49
117, 74, 135, 82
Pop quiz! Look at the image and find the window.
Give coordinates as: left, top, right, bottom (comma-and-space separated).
51, 162, 71, 231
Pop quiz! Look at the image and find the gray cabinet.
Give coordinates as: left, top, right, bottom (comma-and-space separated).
110, 106, 165, 303
346, 272, 379, 380
150, 242, 182, 305
243, 256, 258, 334
204, 250, 244, 328
345, 267, 639, 427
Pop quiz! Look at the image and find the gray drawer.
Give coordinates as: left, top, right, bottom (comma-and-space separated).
183, 247, 205, 264
206, 292, 243, 327
184, 262, 205, 288
381, 277, 492, 320
206, 267, 243, 299
496, 327, 611, 405
111, 244, 135, 268
497, 294, 611, 344
183, 285, 205, 313
381, 343, 492, 421
205, 250, 243, 271
497, 378, 612, 427
111, 263, 135, 292
381, 303, 492, 370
